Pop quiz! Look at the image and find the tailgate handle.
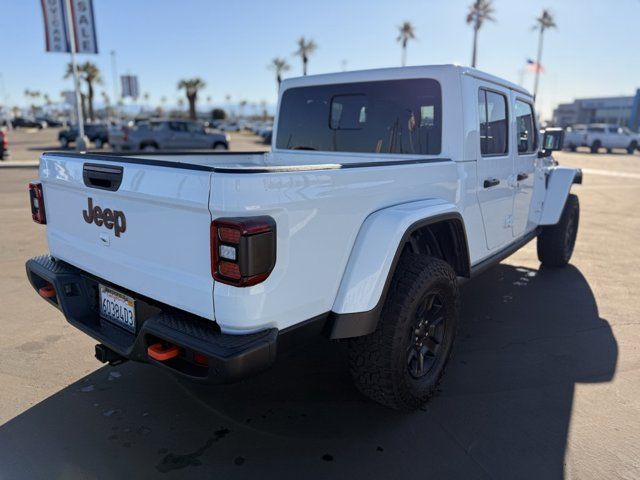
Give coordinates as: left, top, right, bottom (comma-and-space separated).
83, 163, 123, 191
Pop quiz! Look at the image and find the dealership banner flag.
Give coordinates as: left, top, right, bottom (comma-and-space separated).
68, 0, 98, 54
41, 0, 98, 54
41, 0, 70, 53
121, 75, 140, 99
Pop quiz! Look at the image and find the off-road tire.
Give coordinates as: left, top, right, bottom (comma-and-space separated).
537, 193, 579, 267
348, 254, 459, 411
590, 141, 601, 154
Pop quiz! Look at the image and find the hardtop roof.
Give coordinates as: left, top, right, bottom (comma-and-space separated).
280, 64, 531, 98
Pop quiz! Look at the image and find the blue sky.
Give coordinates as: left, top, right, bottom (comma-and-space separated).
2, 0, 639, 120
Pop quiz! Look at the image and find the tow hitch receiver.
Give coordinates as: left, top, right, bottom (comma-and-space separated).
95, 344, 127, 366
147, 342, 180, 361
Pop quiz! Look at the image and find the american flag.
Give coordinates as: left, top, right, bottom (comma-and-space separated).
526, 59, 544, 73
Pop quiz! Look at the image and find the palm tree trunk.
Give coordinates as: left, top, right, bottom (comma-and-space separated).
471, 26, 479, 68
87, 81, 95, 121
533, 26, 544, 102
188, 94, 197, 120
401, 42, 407, 67
303, 57, 308, 76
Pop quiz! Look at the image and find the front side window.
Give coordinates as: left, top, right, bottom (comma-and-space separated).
478, 89, 508, 156
515, 100, 537, 154
276, 79, 442, 155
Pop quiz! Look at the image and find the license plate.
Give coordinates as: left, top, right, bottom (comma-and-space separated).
99, 285, 136, 333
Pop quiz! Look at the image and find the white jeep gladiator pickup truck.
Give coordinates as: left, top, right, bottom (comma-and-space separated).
26, 65, 582, 410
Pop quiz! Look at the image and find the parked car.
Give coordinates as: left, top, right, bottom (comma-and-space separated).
219, 122, 241, 132
563, 124, 588, 151
59, 124, 109, 149
26, 65, 580, 411
36, 116, 64, 128
566, 123, 639, 154
0, 129, 8, 160
11, 117, 46, 129
110, 120, 229, 151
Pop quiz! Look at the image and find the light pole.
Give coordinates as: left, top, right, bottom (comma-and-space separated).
111, 50, 120, 123
64, 0, 87, 150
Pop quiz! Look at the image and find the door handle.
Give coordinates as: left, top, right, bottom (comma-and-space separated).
517, 173, 529, 181
483, 178, 500, 188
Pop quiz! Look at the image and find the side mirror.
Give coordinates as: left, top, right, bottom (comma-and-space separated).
538, 128, 564, 158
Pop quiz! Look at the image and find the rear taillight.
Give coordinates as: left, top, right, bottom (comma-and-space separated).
122, 128, 128, 142
211, 216, 276, 287
28, 182, 46, 224
1, 131, 6, 147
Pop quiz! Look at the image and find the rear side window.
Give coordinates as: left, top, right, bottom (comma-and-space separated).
478, 89, 508, 156
515, 100, 537, 154
588, 126, 605, 133
276, 79, 442, 155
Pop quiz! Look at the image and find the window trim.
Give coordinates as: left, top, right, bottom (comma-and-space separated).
514, 97, 538, 155
478, 87, 510, 158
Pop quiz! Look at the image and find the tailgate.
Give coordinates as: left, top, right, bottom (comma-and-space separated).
40, 154, 214, 319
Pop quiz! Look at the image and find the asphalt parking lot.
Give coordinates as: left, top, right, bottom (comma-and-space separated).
0, 131, 639, 479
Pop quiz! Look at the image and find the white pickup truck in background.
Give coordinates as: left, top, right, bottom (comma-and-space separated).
26, 65, 581, 410
564, 123, 640, 153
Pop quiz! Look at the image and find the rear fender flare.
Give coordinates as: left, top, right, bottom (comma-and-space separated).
328, 199, 469, 339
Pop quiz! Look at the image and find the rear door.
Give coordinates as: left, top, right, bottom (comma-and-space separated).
166, 121, 192, 148
476, 86, 515, 250
511, 97, 538, 237
41, 155, 215, 319
186, 122, 211, 148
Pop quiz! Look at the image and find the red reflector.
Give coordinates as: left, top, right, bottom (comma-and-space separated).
193, 352, 209, 366
38, 284, 56, 299
147, 343, 180, 361
218, 261, 241, 279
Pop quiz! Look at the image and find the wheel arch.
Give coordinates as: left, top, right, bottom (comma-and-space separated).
327, 200, 470, 339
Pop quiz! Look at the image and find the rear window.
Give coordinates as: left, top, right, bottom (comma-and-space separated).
276, 79, 442, 155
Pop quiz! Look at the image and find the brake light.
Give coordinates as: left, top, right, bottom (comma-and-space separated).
0, 131, 6, 147
211, 216, 276, 287
28, 182, 46, 224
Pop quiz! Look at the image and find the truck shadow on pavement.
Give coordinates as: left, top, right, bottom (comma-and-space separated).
0, 264, 617, 480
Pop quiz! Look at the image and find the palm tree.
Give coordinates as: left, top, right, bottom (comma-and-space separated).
532, 9, 556, 101
24, 90, 41, 116
466, 0, 495, 68
294, 37, 317, 75
269, 57, 290, 89
397, 22, 416, 67
177, 78, 206, 120
239, 99, 248, 119
65, 62, 101, 121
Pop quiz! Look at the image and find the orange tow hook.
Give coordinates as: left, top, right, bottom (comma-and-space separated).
147, 343, 180, 361
38, 284, 56, 299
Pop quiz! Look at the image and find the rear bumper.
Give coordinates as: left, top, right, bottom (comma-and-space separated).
25, 255, 278, 383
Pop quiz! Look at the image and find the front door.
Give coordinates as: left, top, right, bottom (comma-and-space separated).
476, 86, 515, 250
512, 97, 538, 237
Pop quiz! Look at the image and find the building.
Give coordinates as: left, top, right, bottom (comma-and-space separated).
552, 89, 640, 131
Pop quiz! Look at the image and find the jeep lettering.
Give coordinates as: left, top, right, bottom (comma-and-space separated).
82, 197, 126, 237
